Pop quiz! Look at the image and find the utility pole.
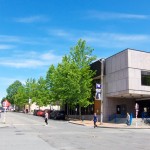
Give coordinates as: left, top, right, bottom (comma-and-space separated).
100, 58, 105, 124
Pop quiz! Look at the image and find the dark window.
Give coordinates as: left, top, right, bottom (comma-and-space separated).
116, 105, 121, 114
141, 71, 150, 86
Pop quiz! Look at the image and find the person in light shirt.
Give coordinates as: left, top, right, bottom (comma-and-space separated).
126, 112, 130, 126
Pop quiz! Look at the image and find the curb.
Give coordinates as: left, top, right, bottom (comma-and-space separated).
0, 123, 9, 128
68, 121, 86, 126
97, 126, 150, 129
68, 121, 150, 129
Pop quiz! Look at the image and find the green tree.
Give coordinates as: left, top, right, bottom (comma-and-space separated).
35, 76, 49, 108
14, 85, 28, 108
46, 39, 96, 116
46, 64, 56, 104
24, 78, 37, 103
68, 39, 96, 116
6, 80, 23, 105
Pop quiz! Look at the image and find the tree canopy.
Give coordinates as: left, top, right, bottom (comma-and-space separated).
5, 39, 96, 114
6, 80, 23, 105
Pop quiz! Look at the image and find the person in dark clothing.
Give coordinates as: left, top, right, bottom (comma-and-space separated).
93, 113, 98, 128
45, 110, 48, 126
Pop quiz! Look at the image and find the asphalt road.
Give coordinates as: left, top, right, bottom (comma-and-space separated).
0, 112, 150, 150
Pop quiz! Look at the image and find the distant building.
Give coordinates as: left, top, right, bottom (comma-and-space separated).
25, 103, 60, 113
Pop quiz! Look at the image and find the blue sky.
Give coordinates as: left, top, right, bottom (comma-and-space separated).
0, 0, 150, 100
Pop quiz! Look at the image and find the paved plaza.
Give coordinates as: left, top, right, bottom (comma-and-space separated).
0, 112, 150, 150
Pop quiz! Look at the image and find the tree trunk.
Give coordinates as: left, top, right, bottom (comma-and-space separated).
79, 105, 81, 120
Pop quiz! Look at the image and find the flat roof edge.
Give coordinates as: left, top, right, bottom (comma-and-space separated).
106, 48, 150, 60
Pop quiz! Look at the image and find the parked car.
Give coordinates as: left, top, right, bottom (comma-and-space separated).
49, 110, 57, 119
33, 109, 38, 116
50, 110, 65, 120
36, 110, 45, 117
0, 107, 5, 112
55, 110, 65, 120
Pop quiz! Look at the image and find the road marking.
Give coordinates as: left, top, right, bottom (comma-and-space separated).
10, 123, 44, 126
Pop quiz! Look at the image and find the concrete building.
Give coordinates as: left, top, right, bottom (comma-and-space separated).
92, 49, 150, 121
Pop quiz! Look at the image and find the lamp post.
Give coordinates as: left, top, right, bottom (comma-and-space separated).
28, 98, 31, 113
135, 103, 139, 127
85, 55, 105, 124
2, 101, 6, 123
100, 58, 105, 124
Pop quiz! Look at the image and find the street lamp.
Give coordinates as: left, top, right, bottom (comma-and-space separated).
135, 103, 139, 127
100, 58, 105, 124
28, 98, 31, 113
85, 55, 105, 124
2, 101, 7, 123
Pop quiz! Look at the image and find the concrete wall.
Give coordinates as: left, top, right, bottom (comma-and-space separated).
105, 50, 129, 97
128, 50, 150, 94
105, 49, 150, 97
103, 97, 135, 121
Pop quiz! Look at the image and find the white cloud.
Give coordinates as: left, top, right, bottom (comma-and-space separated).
83, 32, 149, 42
0, 34, 37, 45
47, 28, 150, 43
0, 34, 52, 47
87, 11, 148, 20
0, 60, 43, 68
1, 30, 149, 65
79, 31, 150, 49
41, 51, 62, 60
47, 28, 150, 49
0, 35, 21, 42
0, 50, 62, 68
0, 44, 14, 49
107, 33, 149, 41
0, 77, 24, 86
48, 29, 75, 39
15, 15, 49, 23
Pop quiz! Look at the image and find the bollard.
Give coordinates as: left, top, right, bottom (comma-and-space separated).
130, 113, 133, 125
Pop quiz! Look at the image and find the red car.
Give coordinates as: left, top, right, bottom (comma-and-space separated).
36, 110, 45, 117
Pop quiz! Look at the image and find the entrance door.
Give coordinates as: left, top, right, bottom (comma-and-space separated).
136, 100, 150, 117
116, 104, 126, 116
116, 105, 121, 114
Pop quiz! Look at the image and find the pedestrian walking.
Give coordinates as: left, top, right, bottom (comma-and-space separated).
45, 110, 48, 126
126, 112, 130, 126
93, 113, 98, 128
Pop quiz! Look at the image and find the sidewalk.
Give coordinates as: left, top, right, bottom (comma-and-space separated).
68, 119, 150, 129
0, 113, 10, 128
0, 122, 10, 128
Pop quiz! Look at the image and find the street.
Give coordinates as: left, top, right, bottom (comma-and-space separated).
0, 112, 150, 150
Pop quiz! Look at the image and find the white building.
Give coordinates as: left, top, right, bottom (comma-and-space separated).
92, 49, 150, 121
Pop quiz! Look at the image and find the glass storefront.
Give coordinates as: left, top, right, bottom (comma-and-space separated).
136, 100, 150, 117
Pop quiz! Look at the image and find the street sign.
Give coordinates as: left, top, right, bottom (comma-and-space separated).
95, 83, 101, 100
2, 100, 10, 107
2, 101, 6, 107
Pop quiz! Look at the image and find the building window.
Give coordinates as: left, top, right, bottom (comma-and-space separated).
141, 71, 150, 86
